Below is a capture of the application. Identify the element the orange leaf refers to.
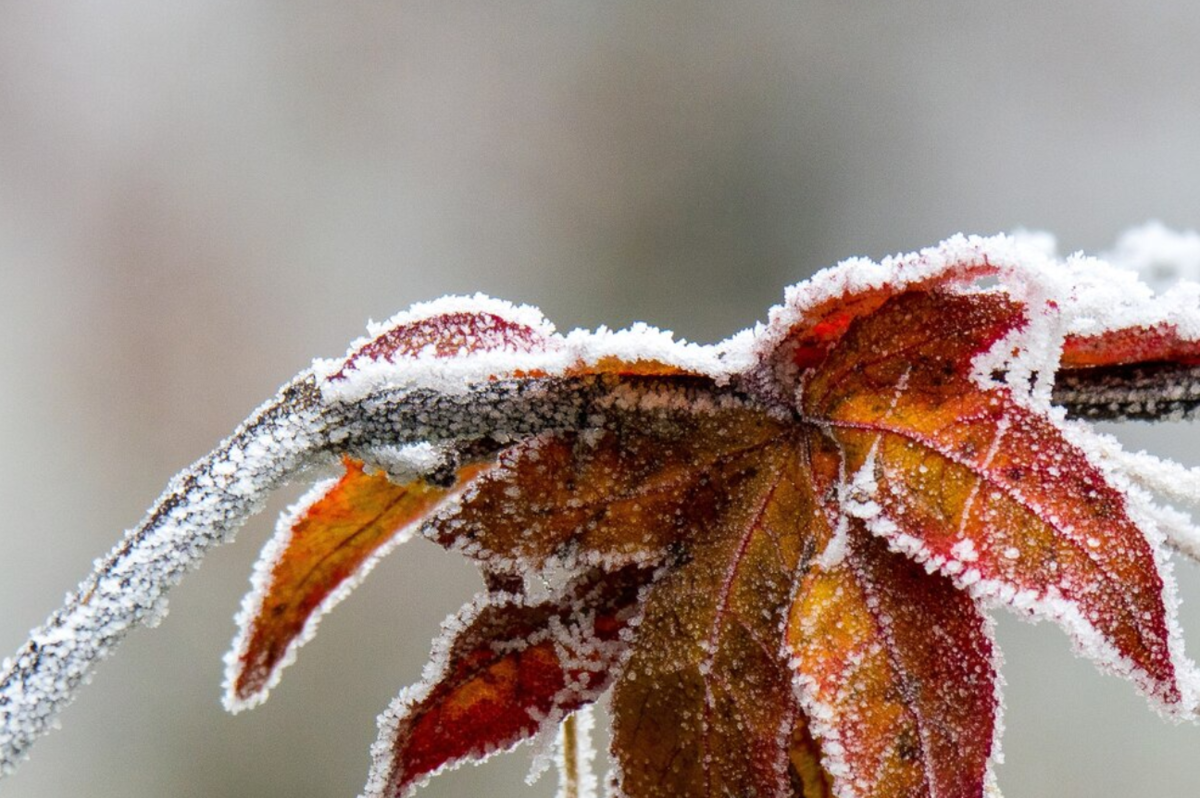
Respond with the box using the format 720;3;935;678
565;355;703;377
227;457;488;708
787;521;998;798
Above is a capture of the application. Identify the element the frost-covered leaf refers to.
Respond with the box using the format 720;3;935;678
1062;323;1200;369
804;290;1186;707
7;232;1200;798
787;522;998;798
330;295;558;379
609;442;812;798
226;456;491;709
425;388;785;574
369;566;651;798
1055;323;1200;421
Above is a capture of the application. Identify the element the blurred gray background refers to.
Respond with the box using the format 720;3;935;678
3;2;1200;797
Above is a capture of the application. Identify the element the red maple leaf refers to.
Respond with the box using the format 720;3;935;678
5;236;1200;798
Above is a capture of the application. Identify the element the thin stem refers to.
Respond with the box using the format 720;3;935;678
560;713;579;798
1053;362;1200;421
0;374;329;774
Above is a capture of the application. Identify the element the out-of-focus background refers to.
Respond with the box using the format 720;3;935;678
3;3;1200;797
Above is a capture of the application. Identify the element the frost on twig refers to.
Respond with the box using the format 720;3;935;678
1054;361;1200;421
0;370;599;775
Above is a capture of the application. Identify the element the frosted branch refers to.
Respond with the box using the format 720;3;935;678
0;374;601;775
1053;363;1200;421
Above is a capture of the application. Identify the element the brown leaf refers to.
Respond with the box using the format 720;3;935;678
609;441;813;798
427;392;786;573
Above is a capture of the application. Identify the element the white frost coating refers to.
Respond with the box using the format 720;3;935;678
984;611;1007;772
593;377;757;417
1082;430;1200;560
964;240;1071;413
364;294;559;345
1092;434;1200;511
829;446;880;568
833;370;912;566
563;323;728;380
317;295;735;405
551;707;598;798
361;442;450;483
525;722;559;786
1137;500;1200;565
788;668;855;798
1067;255;1200;342
983;769;1005;798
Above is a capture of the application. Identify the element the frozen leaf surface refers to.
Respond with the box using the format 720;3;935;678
609;441;810;797
6;232;1200;798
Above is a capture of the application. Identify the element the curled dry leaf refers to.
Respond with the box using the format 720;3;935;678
5;233;1200;798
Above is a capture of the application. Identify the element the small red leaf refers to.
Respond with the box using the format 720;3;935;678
1062;322;1200;368
330;299;554;380
760;253;999;377
372;566;651;798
